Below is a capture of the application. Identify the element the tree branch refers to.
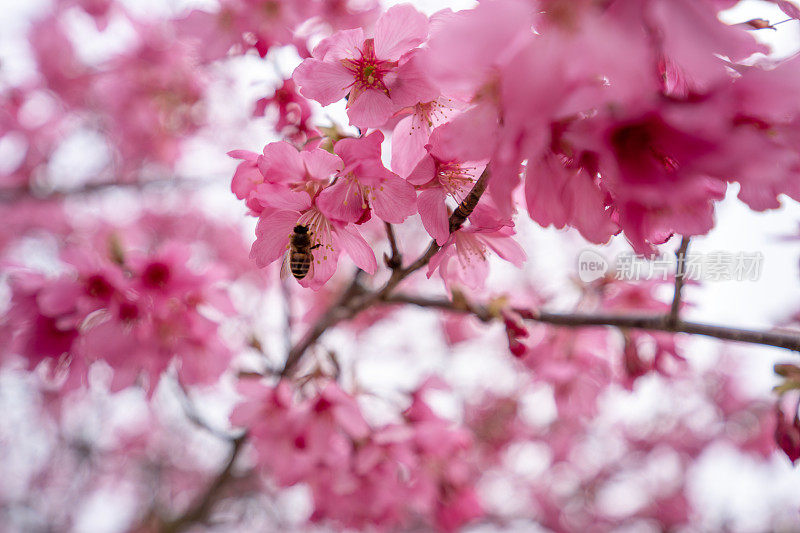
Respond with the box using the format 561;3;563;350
158;433;247;533
383;222;402;270
383;294;800;353
281;271;366;375
0;176;216;202
668;236;691;327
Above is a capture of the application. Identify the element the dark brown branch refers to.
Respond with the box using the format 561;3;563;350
383;294;800;353
449;168;490;233
668;236;691;327
280;170;493;376
281;271;366;375
383;222;402;270
158;434;247;533
0;176;215;202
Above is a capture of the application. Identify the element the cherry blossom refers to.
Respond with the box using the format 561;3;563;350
249;190;377;289
407;128;487;245
317;131;417;224
427;204;526;290
5;0;800;531
293;4;432;128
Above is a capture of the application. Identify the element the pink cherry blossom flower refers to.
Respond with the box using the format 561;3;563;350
427;204;526;290
524;152;618;244
249;190;376;289
253;78;318;144
256;141;343;198
423;0;533;99
317;131;417;224
407;128;487;245
643;0;767;90
2;272;81;380
230;143;343;215
520;328;613;420
293;4;431;128
76;245;233;395
391;96;464;178
596;109;727;253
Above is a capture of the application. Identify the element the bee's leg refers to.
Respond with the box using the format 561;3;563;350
310;244;322;250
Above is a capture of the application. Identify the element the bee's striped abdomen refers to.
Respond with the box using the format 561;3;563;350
289;251;312;279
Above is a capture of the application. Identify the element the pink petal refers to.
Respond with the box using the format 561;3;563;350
300;148;343;180
570;172;618;244
347;89;395;128
370;174;417;223
374;4;429;61
37;278;81;316
250;210;300;268
524;155;572;229
651;0;767;89
293;58;352;106
406;152;436;186
314;28;365;61
433;103;498;162
317;177;368;223
392;115;430;178
427;239;454;279
482;232;526;267
452;239;490;290
417;188;450;245
303;250;338;291
333;224;377;274
258;141;306;182
231;159;262;200
387;51;440;108
252;183;312;211
335;130;384;166
227;149;258;161
777;0;800;19
425;0;534;95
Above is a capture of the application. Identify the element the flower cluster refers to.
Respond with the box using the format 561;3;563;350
1;218;239;396
277;0;800;261
231;379;483;531
4;0;800;531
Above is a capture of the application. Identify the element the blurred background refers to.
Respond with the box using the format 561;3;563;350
2;0;800;531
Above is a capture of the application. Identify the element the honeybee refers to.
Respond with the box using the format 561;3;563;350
282;224;320;280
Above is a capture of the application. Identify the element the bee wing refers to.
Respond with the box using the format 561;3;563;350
279;251;291;281
306;255;315;281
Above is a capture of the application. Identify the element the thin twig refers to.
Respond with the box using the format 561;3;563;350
158;434;247;533
383;294;800;353
0;176;216;202
281;270;366;375
383;222;402;270
668;236;691;327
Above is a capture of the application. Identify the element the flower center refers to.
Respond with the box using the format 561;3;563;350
341;39;396;99
455;233;487;265
437;161;475;198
